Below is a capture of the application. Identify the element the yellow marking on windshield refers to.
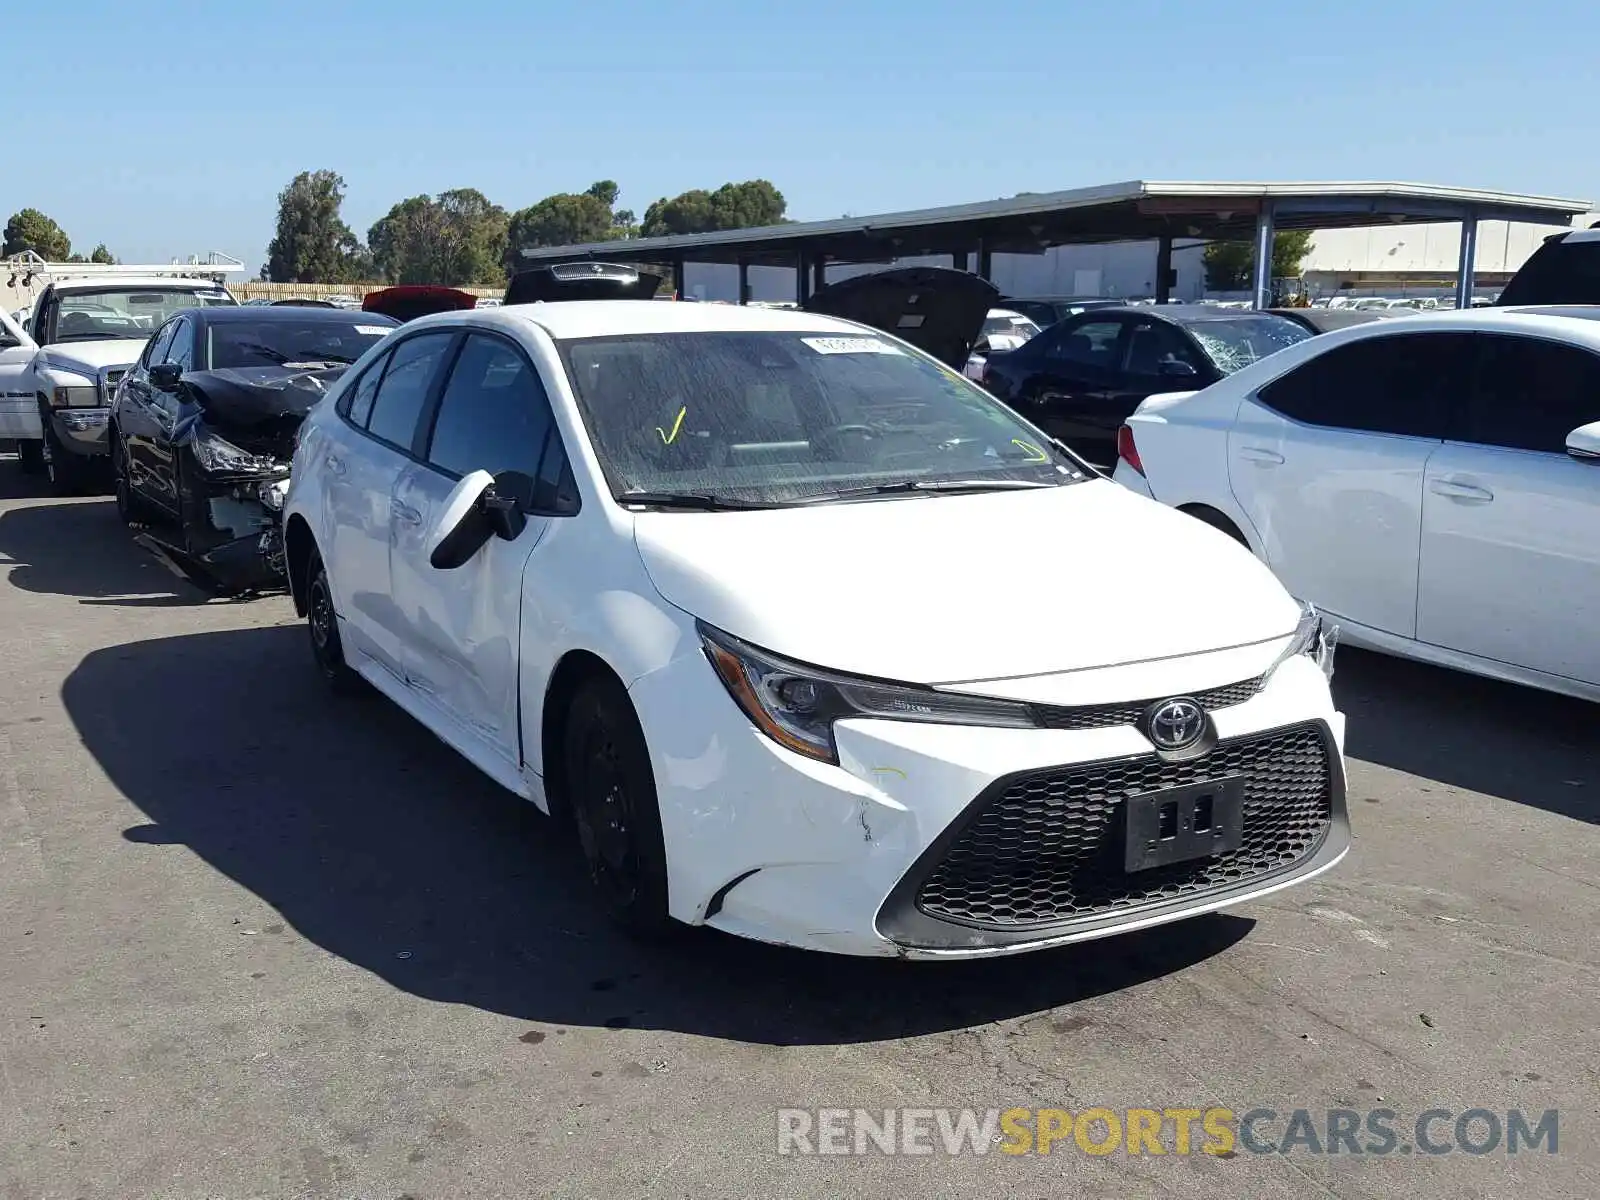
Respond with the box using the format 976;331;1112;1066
870;766;907;780
657;406;687;445
1012;438;1048;462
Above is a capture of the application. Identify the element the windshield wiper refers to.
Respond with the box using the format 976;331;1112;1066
618;490;781;511
794;478;1059;504
231;343;354;366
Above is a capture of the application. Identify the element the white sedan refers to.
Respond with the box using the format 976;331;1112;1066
1114;307;1600;703
282;299;1345;957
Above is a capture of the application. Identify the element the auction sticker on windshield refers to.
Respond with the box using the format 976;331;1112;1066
355;325;393;336
801;336;904;355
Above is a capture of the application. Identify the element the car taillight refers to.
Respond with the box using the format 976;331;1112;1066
1116;424;1144;475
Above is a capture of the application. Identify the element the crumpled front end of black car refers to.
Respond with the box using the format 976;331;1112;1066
141;366;342;596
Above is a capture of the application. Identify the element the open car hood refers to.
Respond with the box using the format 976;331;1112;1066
802;266;1001;369
503;263;663;305
361;286;479;323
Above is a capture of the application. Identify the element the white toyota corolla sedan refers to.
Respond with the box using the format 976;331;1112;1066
282;296;1346;958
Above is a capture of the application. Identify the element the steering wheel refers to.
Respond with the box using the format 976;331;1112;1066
810;423;878;460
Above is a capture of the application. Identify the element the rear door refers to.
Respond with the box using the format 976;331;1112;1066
1417;332;1600;684
388;331;567;764
1228;331;1469;636
324;330;458;679
1011;316;1129;462
0;308;38;440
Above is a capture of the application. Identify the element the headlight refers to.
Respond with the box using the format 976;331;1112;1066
257;476;290;510
1267;601;1339;685
50;384;99;408
189;427;285;477
699;622;1038;764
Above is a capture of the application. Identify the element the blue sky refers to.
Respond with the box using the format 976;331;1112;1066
7;0;1594;266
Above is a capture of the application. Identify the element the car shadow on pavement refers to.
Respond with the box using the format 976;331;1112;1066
63;623;1254;1044
1335;646;1596;824
0;483;211;605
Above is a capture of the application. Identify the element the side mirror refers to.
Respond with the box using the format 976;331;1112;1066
1566;420;1600;462
426;469;538;570
149;362;183;391
1158;359;1199;379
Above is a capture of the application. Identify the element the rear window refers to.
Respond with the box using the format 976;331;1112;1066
1497;235;1600;306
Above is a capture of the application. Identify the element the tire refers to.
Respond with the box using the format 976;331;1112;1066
15;438;45;475
43;421;86;496
111;435;152;525
305;549;363;694
563;676;672;938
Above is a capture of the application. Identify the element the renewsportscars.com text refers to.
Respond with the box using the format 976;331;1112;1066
776;1107;1559;1157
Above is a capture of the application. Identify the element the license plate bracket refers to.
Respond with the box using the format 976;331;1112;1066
1124;776;1246;872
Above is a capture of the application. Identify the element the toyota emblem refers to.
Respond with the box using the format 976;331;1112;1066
1145;697;1206;750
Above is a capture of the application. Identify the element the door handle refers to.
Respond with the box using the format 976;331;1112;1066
324;454;346;476
1429;478;1493;502
1238;446;1285;465
390;500;423;527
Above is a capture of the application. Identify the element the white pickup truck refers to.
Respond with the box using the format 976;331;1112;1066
0;259;238;491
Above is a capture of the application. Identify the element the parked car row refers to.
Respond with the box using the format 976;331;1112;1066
15;238;1589;963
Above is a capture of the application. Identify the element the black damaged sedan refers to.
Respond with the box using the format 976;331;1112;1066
108;305;398;595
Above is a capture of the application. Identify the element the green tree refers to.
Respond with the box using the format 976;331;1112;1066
370;190;508;285
89;243;115;264
504;187;616;271
265;170;366;283
1202;230;1314;292
640;180;787;237
3;208;72;260
585;180;620;209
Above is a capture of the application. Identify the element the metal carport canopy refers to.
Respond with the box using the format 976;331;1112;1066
518;180;1593;268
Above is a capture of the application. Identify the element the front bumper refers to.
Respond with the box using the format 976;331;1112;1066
629;648;1347;959
49;407;110;457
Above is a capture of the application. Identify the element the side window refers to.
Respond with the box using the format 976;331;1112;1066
1123;320;1204;376
339;352;389;428
424;333;556;480
143;321;178;369
1256;333;1468;438
166;319;195;370
1462;334;1600;453
365;332;455;452
1044;319;1124;370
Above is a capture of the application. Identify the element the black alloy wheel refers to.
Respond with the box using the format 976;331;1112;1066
564;677;671;937
305;550;362;694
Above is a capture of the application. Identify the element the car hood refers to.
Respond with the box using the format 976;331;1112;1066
178;365;349;427
802;266;1000;370
361;286;479;323
39;340;148;375
632;480;1301;686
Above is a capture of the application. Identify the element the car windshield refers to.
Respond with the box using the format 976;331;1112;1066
557;330;1089;506
1183;314;1312;374
206;317;395;369
55;287;234;341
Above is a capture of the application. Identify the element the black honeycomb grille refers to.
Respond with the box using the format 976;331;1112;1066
1033;675;1264;732
915;723;1332;928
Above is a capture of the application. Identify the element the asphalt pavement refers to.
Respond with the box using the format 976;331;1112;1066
0;464;1595;1199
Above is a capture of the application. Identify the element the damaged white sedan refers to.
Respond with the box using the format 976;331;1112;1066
283;288;1348;958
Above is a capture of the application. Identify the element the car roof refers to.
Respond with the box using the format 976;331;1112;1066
1076;304;1299;326
194;305;399;326
53;277;227;293
419;299;874;341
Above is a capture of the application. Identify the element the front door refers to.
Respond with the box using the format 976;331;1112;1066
388;331;563;766
1417;332;1600;685
1228;331;1469;638
122;319;185;515
0;308;38;440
